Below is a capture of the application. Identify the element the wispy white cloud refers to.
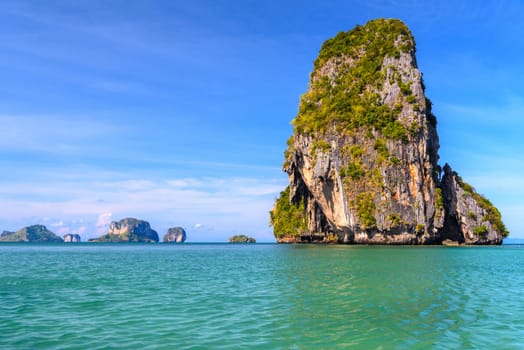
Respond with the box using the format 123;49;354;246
96;212;113;227
85;78;154;95
439;97;524;125
0;168;286;241
167;179;203;189
0;114;121;154
0;0;257;73
436;96;524;176
110;180;156;192
465;174;524;192
0;2;159;53
365;0;524;32
50;220;64;227
95;212;113;235
165;177;285;197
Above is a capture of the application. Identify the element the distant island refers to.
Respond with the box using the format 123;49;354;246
63;234;81;243
163;227;187;243
1;218;190;243
0;225;63;242
88;218;189;243
270;18;508;245
228;235;256;243
88;218;160;243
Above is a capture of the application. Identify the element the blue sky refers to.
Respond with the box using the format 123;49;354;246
1;0;523;242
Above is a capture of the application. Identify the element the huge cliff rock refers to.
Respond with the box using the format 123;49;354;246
0;225;63;242
90;218;159;243
270;19;508;245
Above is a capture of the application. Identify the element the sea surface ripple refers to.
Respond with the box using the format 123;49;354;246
1;244;524;349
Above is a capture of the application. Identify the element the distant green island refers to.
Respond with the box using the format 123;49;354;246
1;219;260;244
0;225;63;242
1;218;189;243
88;218;160;243
228;235;256;243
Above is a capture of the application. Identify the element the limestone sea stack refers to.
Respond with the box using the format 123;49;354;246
63;234;81;242
270;18;508;245
89;218;159;242
163;227;187;243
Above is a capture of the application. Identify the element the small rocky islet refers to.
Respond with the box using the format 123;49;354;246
228;235;256;243
163;227;187;243
270;18;508;245
63;234;81;243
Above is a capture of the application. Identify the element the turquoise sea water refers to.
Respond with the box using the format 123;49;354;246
1;244;524;349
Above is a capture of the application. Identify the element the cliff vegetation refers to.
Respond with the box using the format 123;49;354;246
89;218;159;243
0;225;63;242
271;18;507;245
228;235;256;243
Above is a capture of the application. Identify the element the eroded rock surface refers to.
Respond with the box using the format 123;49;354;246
163;227;187;243
270;19;507;245
90;218;159;243
63;234;81;243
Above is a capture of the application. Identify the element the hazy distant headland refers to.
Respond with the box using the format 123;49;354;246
1;225;64;243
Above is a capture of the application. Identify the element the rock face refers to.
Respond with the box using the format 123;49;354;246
90;218;159;242
0;225;63;242
270;19;508;245
163;227;186;243
63;234;81;243
440;164;505;245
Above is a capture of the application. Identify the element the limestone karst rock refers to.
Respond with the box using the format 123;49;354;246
163;227;187;243
270;18;508;245
439;164;505;245
63;234;81;243
89;218;159;243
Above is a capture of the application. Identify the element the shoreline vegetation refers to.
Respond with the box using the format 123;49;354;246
228;235;256;243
